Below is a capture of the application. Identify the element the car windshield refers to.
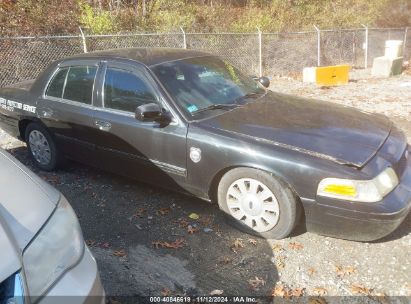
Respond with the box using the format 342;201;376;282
152;56;266;116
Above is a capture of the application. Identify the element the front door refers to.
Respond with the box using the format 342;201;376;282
92;61;188;189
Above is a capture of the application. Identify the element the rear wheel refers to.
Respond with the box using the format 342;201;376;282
217;167;299;239
25;123;63;171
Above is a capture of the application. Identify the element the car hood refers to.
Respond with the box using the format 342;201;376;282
0;149;59;282
199;91;391;167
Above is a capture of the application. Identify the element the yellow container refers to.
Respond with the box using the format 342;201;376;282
315;65;350;86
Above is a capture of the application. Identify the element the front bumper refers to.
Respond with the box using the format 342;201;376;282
38;246;105;304
304;149;411;242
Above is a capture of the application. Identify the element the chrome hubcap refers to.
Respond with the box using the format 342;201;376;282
226;178;280;232
29;130;51;165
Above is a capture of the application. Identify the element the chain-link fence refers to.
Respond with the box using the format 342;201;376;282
186;33;260;75
0;36;83;87
1;27;410;87
262;31;318;76
86;33;184;52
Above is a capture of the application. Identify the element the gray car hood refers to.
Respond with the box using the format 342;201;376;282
0;149;60;282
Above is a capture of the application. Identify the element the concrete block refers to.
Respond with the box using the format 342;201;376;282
303;67;317;83
303;65;350;86
385;40;403;58
372;56;403;77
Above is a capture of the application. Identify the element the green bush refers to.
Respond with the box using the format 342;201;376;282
79;2;116;34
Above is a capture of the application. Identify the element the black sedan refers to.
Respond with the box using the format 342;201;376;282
0;48;410;241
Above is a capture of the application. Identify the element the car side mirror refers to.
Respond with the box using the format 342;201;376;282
135;103;171;124
258;76;270;88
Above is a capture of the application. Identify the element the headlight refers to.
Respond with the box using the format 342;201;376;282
23;196;84;297
317;167;399;203
1;272;25;304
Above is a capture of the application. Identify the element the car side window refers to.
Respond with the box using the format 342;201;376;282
46;68;68;98
63;66;97;105
104;67;158;113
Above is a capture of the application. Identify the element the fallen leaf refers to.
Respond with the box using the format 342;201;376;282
152;240;163;249
113;249;126;257
231;238;245;251
173;218;190;228
85;239;96;247
248;238;258;246
276;260;285;269
272;244;284;253
288;242;304;250
275;256;286;269
157;208;171;216
312;287;327;296
46;175;60;183
271;284;291;298
291;287;305;297
100;242;111;249
152;239;186;249
189;213;200;220
133;208;147;218
307;267;317;275
198;215;213;226
164;239;185;249
372;292;389;304
351;284;372;295
161;288;172;296
210;289;224;295
308;297;327;304
187;225;198;234
335;265;357;277
248;277;266;290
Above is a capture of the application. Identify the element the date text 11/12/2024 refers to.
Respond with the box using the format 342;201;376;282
149;296;258;303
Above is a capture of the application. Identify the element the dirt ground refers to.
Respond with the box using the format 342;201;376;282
1;71;410;303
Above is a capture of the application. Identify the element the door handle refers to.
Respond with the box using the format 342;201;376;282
95;120;112;131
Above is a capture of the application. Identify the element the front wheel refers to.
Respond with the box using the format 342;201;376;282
217;167;299;239
25;122;63;171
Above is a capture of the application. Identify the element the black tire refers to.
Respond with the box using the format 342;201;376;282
24;122;64;171
217;167;299;239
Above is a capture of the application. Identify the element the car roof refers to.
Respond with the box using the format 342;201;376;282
63;47;212;67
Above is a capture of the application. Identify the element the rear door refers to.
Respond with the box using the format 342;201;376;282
91;61;188;187
37;60;100;164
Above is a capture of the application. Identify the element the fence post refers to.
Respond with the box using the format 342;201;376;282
362;24;368;68
314;25;321;66
257;27;263;77
79;27;88;53
180;27;187;49
403;27;408;57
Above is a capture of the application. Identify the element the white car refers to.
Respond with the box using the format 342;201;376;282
0;148;105;304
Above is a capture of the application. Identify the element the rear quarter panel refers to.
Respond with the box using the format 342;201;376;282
0;86;38;138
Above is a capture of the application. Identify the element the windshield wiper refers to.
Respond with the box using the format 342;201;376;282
192;103;239;115
234;91;265;104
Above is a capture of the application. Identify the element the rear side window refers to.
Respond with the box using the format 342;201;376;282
63;66;97;104
104;68;157;112
46;68;68;98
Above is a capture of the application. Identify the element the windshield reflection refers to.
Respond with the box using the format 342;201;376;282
152;56;266;115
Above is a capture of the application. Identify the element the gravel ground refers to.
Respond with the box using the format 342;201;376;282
1;72;410;303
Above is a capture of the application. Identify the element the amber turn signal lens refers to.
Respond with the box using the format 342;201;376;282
323;184;357;197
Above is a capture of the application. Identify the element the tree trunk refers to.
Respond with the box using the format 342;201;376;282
142;0;146;17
